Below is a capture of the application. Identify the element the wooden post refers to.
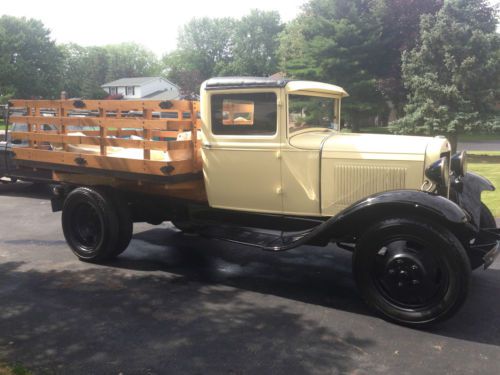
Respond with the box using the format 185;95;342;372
99;107;107;156
26;105;34;148
143;107;152;160
189;101;198;170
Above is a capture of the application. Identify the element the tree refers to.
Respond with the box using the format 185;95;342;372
390;0;500;152
104;42;161;82
59;43;161;99
59;44;109;99
0;15;62;100
279;0;386;131
162;17;234;93
220;10;283;76
371;0;444;118
162;11;283;93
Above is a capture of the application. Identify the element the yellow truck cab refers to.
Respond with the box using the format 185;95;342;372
1;76;499;327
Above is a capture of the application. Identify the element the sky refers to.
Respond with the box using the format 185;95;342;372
1;0;498;57
0;0;307;57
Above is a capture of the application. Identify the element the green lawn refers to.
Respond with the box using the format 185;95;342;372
359;127;500;143
469;159;500;218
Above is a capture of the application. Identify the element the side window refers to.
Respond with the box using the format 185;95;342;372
211;92;277;135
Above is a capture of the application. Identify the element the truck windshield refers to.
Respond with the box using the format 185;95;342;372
288;94;338;134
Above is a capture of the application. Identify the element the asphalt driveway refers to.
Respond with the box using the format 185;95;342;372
0;183;499;374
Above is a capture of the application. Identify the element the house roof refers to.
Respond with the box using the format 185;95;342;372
142;89;179;100
101;77;179;88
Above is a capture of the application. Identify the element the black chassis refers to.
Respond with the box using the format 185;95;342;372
51;172;499;269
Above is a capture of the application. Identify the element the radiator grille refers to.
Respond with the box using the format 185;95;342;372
332;164;407;205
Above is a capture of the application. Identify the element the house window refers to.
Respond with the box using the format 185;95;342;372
109;87;117;95
211;92;277;136
126;86;135;96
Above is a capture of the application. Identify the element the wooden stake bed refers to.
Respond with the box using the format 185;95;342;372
7;99;206;201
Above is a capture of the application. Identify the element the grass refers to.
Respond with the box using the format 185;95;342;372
468;150;500;156
469;150;500;218
359;127;500;143
0;363;32;375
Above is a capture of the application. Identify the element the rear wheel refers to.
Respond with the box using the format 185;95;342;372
353;218;470;327
62;187;121;261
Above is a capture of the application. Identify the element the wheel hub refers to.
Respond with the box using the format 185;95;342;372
385;254;426;290
374;241;445;308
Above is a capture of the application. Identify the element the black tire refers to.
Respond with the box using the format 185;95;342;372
353;217;470;327
109;194;133;257
62;187;120;261
470;202;498;270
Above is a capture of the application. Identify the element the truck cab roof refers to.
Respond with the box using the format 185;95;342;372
204;76;348;97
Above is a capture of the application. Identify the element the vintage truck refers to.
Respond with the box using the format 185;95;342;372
1;77;499;327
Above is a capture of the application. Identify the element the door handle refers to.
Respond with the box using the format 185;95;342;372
202;143;212;149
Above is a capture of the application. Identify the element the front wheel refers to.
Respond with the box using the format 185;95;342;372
353;218;470;327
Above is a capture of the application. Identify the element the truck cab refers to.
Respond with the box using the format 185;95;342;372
201;77;450;216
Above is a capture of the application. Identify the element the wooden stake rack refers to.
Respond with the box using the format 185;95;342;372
7;99;203;183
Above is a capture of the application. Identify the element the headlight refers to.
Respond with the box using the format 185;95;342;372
425;156;450;187
451;151;467;177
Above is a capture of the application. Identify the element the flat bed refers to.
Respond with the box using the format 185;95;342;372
3;99;207;201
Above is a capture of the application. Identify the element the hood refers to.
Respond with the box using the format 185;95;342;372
289;131;450;163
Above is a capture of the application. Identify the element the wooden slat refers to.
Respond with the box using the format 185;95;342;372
10;99;195;112
11;132;193;151
9;116;192;130
13;148;194;176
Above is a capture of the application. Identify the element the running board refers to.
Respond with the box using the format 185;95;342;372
197;224;314;251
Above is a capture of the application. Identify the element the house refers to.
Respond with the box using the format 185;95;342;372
101;77;180;100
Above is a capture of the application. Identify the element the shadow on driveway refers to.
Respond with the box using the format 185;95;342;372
0;257;375;374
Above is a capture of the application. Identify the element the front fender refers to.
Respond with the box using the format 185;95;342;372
452;172;495;228
263;190;473;251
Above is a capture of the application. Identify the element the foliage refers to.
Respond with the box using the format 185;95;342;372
279;0;386;130
163;11;283;93
104;42;161;82
162;17;234;93
59;42;161;99
59;44;108;99
371;0;444;113
0;15;63;99
219;10;283;76
390;0;500;151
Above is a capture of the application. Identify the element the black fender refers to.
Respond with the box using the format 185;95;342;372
451;172;495;228
263;190;474;251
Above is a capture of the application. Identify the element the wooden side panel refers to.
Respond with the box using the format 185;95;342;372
8;99;202;180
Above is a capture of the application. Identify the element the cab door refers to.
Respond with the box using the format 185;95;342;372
201;90;283;214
